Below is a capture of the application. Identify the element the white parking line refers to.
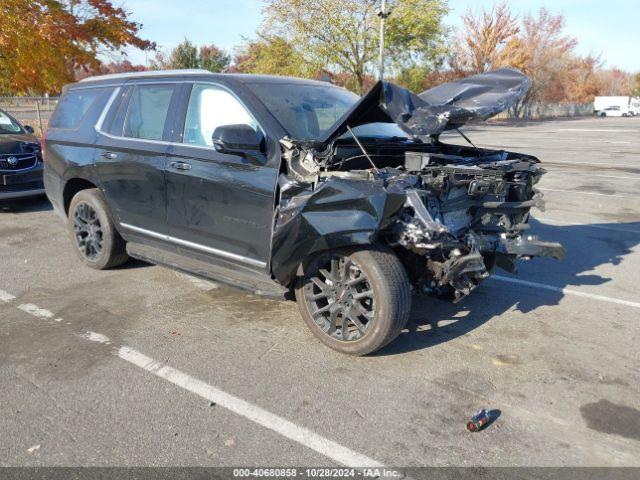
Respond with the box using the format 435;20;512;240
3;289;384;468
544;161;640;168
0;289;16;303
118;346;384;468
80;331;111;344
546;172;639;180
492;276;640;309
538;187;638;199
17;303;55;319
552;128;637;133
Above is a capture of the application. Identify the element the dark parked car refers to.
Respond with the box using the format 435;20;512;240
44;68;564;355
0;109;44;201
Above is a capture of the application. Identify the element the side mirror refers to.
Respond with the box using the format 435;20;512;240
24;125;35;134
212;124;262;155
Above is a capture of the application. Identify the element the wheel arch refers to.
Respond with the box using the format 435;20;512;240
62;177;99;215
270;176;407;287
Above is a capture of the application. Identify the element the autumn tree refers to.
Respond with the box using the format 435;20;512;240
501;8;577;107
260;0;448;93
0;0;154;94
595;69;635;96
75;59;147;81
563;55;603;104
451;2;519;75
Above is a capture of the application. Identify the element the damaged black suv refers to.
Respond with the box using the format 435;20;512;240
44;68;564;355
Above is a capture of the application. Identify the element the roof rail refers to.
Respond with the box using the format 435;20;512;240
79;69;211;83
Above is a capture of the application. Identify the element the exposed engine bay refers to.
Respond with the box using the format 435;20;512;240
270;68;565;301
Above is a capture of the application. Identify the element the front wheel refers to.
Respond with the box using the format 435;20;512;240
295;247;411;356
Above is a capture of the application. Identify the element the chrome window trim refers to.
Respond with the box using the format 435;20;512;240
120;223;267;269
93;80;268;152
94;87;121;133
94;85;173;146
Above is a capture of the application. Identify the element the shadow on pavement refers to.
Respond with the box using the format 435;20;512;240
378;218;640;355
0;195;52;213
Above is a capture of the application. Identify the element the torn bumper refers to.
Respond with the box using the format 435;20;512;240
498;236;565;261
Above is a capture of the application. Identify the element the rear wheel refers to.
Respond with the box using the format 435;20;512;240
68;188;128;269
295;246;411;356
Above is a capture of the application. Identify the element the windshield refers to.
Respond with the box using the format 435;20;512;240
0;111;24;134
340;122;411;140
247;81;360;140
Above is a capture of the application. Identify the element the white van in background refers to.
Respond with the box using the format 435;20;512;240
594;96;639;116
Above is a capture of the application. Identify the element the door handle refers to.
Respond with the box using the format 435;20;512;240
101;152;117;160
170;161;192;171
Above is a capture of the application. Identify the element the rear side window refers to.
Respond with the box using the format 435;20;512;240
49;88;108;129
123;85;175;141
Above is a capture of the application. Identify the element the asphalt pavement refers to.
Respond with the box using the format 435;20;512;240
1;116;639;468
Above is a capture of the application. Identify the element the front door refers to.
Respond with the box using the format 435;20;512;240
165;83;277;271
95;84;178;235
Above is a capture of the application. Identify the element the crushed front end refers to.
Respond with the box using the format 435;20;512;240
382;152;564;301
270;69;564;300
273;140;565;302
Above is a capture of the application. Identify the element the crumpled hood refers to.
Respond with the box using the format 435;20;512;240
316;68;530;144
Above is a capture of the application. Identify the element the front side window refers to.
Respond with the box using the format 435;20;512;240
123;85;175;141
183;84;258;147
0;111;24;134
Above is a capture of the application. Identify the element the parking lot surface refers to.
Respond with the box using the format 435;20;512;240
1;116;639;467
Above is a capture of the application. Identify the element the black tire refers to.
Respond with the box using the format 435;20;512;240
295;246;411;356
68;188;128;269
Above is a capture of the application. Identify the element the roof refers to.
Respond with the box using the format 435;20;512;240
77;69;334;88
78;69;210;83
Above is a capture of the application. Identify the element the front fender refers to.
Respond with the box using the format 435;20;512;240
270;176;406;285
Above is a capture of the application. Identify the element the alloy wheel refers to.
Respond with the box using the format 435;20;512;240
73;202;104;261
304;254;376;342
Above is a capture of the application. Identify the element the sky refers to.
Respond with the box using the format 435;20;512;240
118;0;640;72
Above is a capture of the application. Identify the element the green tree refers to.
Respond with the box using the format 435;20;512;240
633;73;640;97
170;39;200;69
385;0;449;73
150;40;230;72
200;45;230;72
261;0;448;93
231;36;310;77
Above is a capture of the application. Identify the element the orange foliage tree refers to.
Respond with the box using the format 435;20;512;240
0;0;154;95
450;2;519;75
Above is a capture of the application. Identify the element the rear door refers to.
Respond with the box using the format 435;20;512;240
164;82;277;271
95;83;179;235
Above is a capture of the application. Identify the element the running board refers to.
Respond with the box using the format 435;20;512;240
126;242;290;300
